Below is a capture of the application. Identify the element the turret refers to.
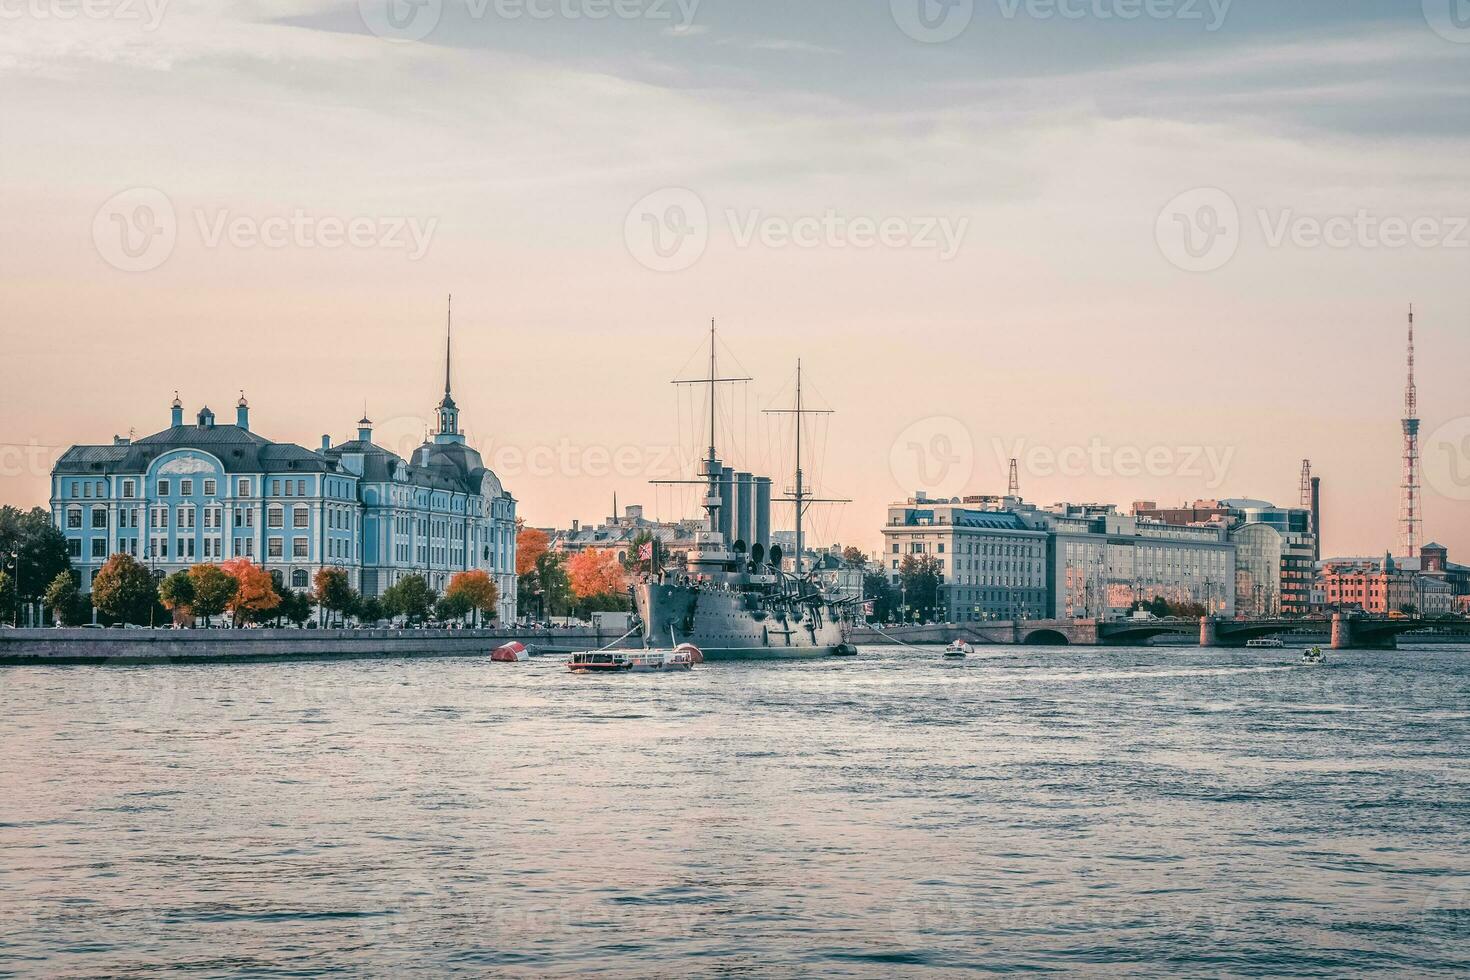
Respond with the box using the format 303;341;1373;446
197;406;215;429
236;392;250;430
170;392;183;427
358;414;373;443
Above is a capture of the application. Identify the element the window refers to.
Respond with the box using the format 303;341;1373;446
69;484;78;499
293;538;308;559
268;538;283;559
293;506;309;528
68;539;81;558
91;539;107;558
291;569;309;589
84;483;92;498
203;479;216;496
297;480;306;496
67;509;82;529
180;479;193;496
122;480;135;499
91;508;108;529
268;507;284;529
239;478;252;496
157;479;170;496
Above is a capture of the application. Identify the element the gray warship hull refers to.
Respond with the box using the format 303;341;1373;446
634;580;849;660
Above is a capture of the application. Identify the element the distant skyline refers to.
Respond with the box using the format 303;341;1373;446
2;0;1467;557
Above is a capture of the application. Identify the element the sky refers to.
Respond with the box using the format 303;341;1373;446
1;0;1467;558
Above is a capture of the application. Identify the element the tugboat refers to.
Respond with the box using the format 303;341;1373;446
632;324;858;661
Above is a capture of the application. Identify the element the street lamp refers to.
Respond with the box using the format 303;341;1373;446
7;550;18;628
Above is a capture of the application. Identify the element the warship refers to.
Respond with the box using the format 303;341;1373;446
631;324;859;660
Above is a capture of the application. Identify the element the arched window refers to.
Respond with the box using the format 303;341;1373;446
291;569;308;589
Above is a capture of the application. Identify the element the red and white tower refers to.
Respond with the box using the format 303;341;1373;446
1399;305;1422;557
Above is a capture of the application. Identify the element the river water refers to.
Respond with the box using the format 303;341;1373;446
2;644;1468;977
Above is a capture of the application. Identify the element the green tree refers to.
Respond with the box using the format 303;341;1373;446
280;589;313;626
91;554;158;625
842;546;867;566
188;564;236;626
158;570;196;625
0;505;71;610
435;592;471;623
0;569;12;625
897;554;942;623
383;574;435;625
862;571;897;623
43;571;89;626
356;595;384;625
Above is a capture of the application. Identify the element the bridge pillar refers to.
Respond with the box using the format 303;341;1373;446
1200;617;1218;647
1331;613;1351;650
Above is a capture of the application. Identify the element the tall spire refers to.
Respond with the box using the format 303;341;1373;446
1400;304;1422;557
433;293;463;443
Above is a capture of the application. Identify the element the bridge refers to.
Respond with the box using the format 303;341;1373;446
853;614;1470;650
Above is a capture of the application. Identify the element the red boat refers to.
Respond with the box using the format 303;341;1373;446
491;641;530;663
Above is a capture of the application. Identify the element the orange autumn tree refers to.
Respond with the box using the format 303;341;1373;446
445;570;499;627
565;548;628;614
516;526;549;577
221;557;280;626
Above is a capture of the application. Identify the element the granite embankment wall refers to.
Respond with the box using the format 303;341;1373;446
0;628;638;665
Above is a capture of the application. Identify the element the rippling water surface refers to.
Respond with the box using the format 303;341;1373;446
3;644;1469;977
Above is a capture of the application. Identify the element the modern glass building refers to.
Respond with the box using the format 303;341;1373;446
50;338;518;622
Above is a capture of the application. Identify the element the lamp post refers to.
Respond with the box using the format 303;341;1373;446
7;550;19;628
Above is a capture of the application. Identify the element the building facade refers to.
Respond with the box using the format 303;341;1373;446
1035;503;1236;620
882;496;1049;622
1317;554;1454;617
882;494;1237;623
50;340;518;622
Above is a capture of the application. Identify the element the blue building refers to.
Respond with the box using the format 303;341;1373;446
50;333;518;622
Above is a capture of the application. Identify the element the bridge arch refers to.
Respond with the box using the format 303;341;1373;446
1023;629;1070;646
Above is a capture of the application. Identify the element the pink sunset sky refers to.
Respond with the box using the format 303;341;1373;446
1;1;1466;557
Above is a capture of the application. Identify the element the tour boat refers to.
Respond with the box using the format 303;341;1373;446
568;646;700;674
1301;647;1325;665
1246;637;1285;649
491;641;530;663
945;640;974;658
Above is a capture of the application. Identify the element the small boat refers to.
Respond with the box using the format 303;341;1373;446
1301;647;1325;665
568;646;699;674
945;640;974;658
1246;637;1285;649
491;641;530;663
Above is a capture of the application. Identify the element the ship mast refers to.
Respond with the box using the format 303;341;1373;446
766;360;848;578
657;321;751;562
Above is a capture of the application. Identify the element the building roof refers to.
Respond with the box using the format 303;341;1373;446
55;423;343;476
